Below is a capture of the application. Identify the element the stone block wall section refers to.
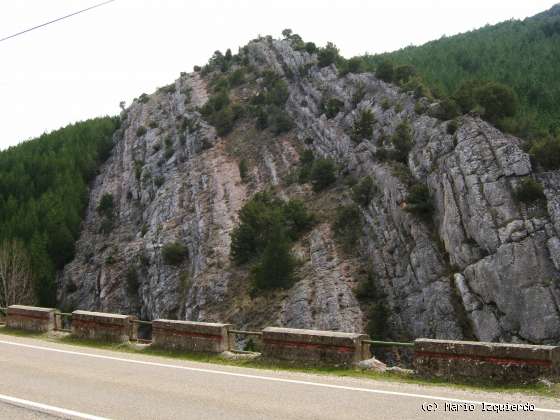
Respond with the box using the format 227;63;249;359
152;320;232;353
71;310;133;343
414;339;560;383
4;305;560;383
6;305;57;332
262;327;370;366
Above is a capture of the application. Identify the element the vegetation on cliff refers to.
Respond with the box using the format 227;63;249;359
360;5;560;138
0;117;119;305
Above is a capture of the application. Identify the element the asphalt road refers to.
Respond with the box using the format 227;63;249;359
0;332;558;419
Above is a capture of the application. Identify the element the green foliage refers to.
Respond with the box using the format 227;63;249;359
281;28;293;39
380;98;391;111
355;270;379;301
281;200;315;240
200;87;242;137
376;59;395;82
201;91;230;115
230;191;313;265
351;83;366;107
134;160;144;181
355;268;391;339
244;338;258;352
414;101;426;115
228;68;245;86
365;7;560;136
394;64;416;84
206;49;235;73
447;119;459;135
214;107;236;136
265;77;290;106
434;98;461;121
305;42;317;54
162;242;188;266
0;117;118;304
239;159;249;182
339;57;366;76
402;77;432;99
453;80;483;112
352;176;377;206
390;121;413;163
269;108;293;134
475;82;518;124
310;158;337;192
251;226;297;291
317;42;340;68
97;193;114;219
322;97;344;119
452;80;518;124
136;126;147;137
405;183;434;222
351;108;376;142
250;73;292;135
346;57;365;74
332;204;362;252
367;302;389;340
513;178;546;204
297;150;314;183
529;135;560;170
154;176;165;188
126;266;139;295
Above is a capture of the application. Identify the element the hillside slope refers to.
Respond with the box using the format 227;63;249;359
60;37;560;344
364;4;560;135
0;117;118;305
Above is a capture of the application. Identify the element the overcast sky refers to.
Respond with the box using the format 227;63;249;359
0;0;557;149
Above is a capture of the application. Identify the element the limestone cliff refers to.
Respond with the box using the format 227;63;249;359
59;37;560;344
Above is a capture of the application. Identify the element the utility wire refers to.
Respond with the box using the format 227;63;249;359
0;0;117;43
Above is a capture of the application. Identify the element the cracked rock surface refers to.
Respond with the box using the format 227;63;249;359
60;39;560;343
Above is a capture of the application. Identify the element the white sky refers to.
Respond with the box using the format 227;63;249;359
0;0;557;149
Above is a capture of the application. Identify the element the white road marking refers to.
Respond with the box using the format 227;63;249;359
0;339;559;415
0;393;109;420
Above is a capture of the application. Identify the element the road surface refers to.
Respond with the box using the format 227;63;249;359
0;331;558;419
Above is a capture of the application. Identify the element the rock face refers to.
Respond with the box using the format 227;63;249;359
60;38;560;344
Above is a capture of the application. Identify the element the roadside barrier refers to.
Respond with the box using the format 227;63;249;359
130;319;153;344
152;320;232;353
414;339;560;383
5;305;57;332
71;310;133;343
228;329;263;352
54;312;72;333
4;304;559;382
261;327;370;366
0;307;6;325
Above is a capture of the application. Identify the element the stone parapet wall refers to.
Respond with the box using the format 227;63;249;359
71;310;132;343
414;339;560;383
6;305;56;332
262;327;369;366
152;320;231;353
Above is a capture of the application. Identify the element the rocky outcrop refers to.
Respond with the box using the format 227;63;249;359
59;70;364;333
60;38;560;344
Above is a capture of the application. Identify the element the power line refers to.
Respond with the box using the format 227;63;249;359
0;0;117;43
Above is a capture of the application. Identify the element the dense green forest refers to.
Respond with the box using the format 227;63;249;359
0;117;119;305
361;4;560;137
